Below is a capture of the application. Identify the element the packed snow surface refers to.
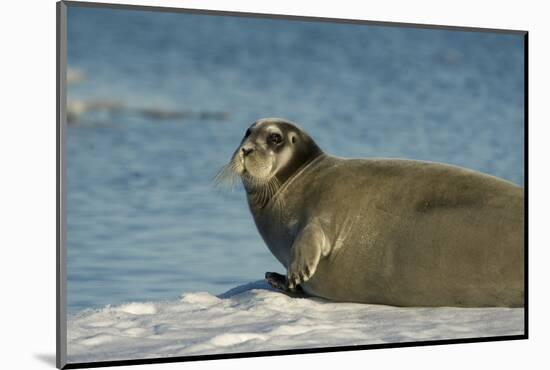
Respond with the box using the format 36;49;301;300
67;281;524;363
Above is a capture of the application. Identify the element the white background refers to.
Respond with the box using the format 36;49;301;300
1;0;547;369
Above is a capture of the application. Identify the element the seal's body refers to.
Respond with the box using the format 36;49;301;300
223;118;524;307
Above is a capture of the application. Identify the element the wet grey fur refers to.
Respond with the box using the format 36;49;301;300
230;118;524;307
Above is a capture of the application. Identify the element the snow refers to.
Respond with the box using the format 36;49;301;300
67;280;524;364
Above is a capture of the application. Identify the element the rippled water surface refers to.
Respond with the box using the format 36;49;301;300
66;6;524;312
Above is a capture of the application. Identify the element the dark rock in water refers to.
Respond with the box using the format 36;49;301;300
139;108;229;121
139;108;192;120
198;111;230;120
139;108;229;120
66;99;230;124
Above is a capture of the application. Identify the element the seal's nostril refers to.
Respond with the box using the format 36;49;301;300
242;147;254;157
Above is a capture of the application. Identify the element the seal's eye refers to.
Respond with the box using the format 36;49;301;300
267;133;283;145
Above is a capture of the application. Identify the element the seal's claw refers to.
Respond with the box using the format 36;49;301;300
288;257;314;291
288;272;303;292
265;271;306;296
265;271;288;291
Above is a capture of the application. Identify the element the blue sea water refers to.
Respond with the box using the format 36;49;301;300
66;6;525;313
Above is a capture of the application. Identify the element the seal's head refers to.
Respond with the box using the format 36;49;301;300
221;118;322;207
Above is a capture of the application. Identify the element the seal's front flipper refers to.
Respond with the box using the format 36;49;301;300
287;221;330;291
265;271;306;297
265;271;288;291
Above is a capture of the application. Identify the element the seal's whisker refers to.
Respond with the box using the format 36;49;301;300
213;161;239;191
252;175;282;211
244;171;280;209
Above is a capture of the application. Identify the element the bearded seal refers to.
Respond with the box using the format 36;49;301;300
220;118;524;307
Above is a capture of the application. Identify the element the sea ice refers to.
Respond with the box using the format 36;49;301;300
67;280;524;363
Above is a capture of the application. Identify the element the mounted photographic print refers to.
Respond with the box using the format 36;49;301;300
57;1;527;368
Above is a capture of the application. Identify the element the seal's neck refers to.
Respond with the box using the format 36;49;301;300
275;147;323;187
244;177;281;210
245;151;325;210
